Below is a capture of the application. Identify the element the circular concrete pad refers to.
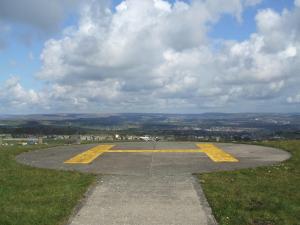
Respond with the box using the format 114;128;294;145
16;142;290;176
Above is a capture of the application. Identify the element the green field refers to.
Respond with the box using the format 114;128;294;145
198;140;300;225
0;145;95;225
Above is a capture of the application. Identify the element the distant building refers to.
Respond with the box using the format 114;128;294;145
69;135;81;144
105;136;114;141
79;135;114;142
0;134;12;139
115;134;122;140
27;140;34;145
76;135;81;144
38;137;43;144
165;135;175;141
127;135;139;141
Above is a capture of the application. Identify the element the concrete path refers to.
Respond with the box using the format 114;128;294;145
68;175;217;225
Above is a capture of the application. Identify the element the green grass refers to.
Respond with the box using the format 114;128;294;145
198;140;300;225
0;145;95;225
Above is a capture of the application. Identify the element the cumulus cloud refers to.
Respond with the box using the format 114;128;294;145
36;0;252;111
0;77;41;113
0;0;80;32
287;93;300;103
214;4;300;102
1;0;300;113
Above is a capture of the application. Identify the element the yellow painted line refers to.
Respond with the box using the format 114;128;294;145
64;145;114;164
64;143;238;164
197;143;238;162
108;149;203;153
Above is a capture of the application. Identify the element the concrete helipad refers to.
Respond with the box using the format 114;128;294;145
16;142;290;225
17;142;290;176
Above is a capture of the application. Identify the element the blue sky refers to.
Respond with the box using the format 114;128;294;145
211;0;295;40
0;0;299;114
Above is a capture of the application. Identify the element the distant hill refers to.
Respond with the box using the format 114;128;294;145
0;113;299;138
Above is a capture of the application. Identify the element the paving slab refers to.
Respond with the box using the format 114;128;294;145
67;175;217;225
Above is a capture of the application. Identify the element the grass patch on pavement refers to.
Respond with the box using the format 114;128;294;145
198;140;300;225
0;145;96;225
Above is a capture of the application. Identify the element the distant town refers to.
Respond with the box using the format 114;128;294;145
0;113;299;146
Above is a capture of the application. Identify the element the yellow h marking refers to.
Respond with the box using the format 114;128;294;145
197;143;238;162
64;143;238;164
108;149;203;153
64;145;114;164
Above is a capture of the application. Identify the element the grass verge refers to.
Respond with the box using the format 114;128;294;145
0;145;96;225
198;140;300;225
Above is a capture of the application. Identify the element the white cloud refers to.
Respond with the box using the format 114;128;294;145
0;0;80;32
0;77;41;112
244;0;262;6
2;0;300;113
287;93;300;103
36;0;300;112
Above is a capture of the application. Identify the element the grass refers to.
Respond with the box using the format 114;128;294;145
0;145;96;225
198;140;300;225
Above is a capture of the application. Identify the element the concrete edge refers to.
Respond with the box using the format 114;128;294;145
192;175;218;225
64;175;101;225
230;143;292;161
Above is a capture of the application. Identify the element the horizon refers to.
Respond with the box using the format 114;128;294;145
1;111;300;117
1;0;300;114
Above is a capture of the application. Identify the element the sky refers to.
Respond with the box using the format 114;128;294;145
0;0;300;114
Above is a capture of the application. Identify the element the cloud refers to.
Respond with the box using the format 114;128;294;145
0;22;11;50
287;93;300;103
1;0;300;113
0;77;41;113
244;0;262;6
0;0;80;32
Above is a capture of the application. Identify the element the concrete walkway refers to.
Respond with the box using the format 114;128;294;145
68;175;217;225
